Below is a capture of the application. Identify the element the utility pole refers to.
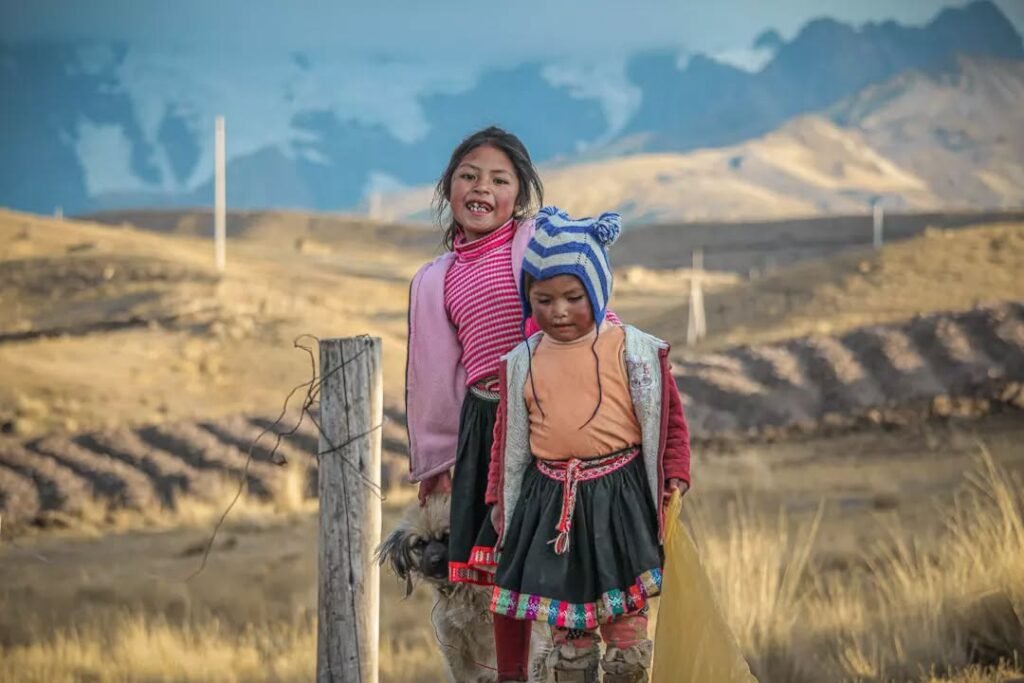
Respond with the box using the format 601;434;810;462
687;248;707;346
872;199;884;250
214;115;227;273
368;191;382;221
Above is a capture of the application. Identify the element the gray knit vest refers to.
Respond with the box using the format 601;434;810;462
498;324;668;546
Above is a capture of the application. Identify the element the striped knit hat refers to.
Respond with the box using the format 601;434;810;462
521;206;622;327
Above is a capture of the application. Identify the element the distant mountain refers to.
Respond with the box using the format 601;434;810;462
0;1;1021;217
830;56;1024;207
621;0;1024;152
383;58;1024;223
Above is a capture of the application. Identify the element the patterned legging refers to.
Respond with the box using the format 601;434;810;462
552;609;649;651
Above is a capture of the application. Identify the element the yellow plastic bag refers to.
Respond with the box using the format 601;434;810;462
652;492;759;683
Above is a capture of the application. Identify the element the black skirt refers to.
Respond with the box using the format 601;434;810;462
490;451;663;630
448;387;500;585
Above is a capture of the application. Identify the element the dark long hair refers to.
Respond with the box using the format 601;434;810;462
433;126;544;251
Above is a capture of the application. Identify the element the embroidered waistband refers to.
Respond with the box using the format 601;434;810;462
535;446;639;554
469;384;500;402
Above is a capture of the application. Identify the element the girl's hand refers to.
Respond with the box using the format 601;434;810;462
664;478;689;500
490;505;500;531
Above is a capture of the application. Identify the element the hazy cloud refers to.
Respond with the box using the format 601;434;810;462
5;0;1015;66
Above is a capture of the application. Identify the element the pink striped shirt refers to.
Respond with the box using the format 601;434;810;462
444;219;525;390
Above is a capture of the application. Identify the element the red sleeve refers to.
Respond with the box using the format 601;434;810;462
417;471;452;506
485;363;510;505
661;358;691;485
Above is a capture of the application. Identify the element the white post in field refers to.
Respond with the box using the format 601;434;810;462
368;191;382;221
872;200;884;250
687;248;707;347
214;115;227;273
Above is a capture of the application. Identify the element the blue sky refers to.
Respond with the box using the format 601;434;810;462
4;0;1023;65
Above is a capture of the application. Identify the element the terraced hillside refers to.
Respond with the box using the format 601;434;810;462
0;410;411;532
676;302;1024;437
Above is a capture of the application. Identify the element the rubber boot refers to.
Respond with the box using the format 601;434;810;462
601;640;653;683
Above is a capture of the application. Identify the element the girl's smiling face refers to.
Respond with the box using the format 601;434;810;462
528;274;595;342
448;144;520;241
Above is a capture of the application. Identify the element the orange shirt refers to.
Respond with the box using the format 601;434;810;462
525;323;642;460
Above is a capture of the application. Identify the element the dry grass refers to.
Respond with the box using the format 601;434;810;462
925;663;1024;682
2;447;1021;682
0;614;444;683
0;616;314;683
681;445;1024;683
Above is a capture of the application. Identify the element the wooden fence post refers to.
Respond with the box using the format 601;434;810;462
317;336;382;683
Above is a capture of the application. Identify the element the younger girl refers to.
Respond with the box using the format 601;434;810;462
405;126;542;682
480;207;691;683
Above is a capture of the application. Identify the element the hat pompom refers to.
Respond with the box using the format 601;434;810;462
535;205;566;232
590;211;621;246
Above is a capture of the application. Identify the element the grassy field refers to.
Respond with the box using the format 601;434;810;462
2;417;1023;682
1;208;1022;681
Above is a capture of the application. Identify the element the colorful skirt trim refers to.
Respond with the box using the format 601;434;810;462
491;569;662;630
448;562;493;585
469;544;497;567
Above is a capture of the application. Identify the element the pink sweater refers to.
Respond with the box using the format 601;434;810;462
444;219;524;390
405;218;537;483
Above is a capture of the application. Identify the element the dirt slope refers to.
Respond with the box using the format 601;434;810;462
0;209;420;437
646;222;1024;350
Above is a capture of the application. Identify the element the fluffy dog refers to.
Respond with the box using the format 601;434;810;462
376;493;552;683
376;493;500;682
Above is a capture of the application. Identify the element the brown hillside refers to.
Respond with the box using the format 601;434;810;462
0;209;422;439
646;222;1024;350
84;208;442;257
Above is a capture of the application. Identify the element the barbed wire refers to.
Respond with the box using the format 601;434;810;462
0;332;390;575
0;513;51;563
186;333;385;581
